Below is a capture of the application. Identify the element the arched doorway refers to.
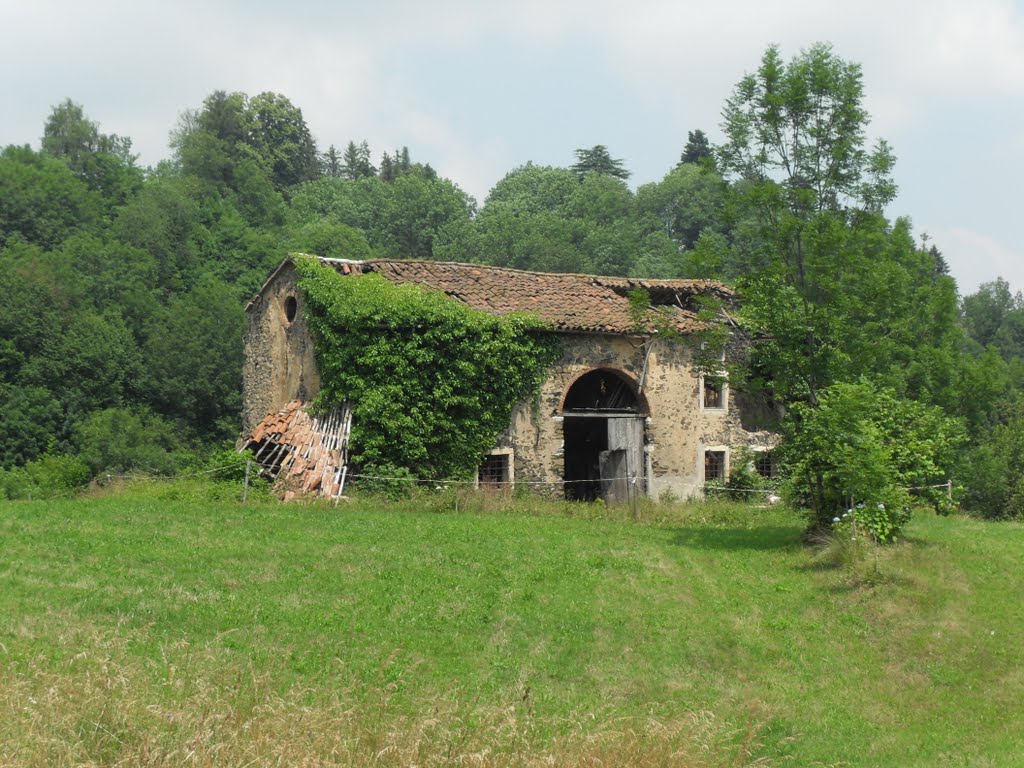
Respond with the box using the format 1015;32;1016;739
561;369;647;503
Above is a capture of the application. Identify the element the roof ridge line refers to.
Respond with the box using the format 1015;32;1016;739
319;256;729;289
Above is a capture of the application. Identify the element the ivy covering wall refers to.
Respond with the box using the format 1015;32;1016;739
294;256;561;480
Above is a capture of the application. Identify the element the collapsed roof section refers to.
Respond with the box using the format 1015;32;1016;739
240;400;351;501
251;256;733;336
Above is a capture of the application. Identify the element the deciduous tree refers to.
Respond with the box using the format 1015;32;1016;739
715;44;969;525
247;91;320;190
718;43;899;406
42;99;142;204
0;146;102;249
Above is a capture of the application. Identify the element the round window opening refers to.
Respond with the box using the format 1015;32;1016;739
284;295;298;323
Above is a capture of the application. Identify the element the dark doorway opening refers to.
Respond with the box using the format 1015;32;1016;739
563;369;639;411
563;417;607;501
562;369;646;503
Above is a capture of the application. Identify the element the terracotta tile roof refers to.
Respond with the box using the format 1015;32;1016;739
242;401;351;501
321;258;732;335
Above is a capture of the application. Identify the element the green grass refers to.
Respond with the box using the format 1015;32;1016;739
1;484;1022;766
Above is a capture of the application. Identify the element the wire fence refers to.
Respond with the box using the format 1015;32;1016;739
343;471;950;492
4;456;954;507
3;462;246;502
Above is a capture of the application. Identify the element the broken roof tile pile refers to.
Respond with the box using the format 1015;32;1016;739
323;258;732;335
240;400;351;501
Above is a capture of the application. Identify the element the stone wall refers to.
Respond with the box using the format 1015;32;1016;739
243;263;775;497
241;262;320;433
501;333;775;499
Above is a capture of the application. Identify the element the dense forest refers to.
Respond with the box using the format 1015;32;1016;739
2;44;1023;523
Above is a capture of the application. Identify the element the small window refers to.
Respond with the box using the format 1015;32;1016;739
754;451;776;479
284;295;298;323
703;377;724;409
479;454;510;489
704;450;726;481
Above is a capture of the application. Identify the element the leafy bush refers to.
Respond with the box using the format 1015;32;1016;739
0;454;91;499
352;462;417;500
204;447;257;483
0;384;62;468
721;447;773;501
73;407;181;476
960;401;1024;518
783;381;964;541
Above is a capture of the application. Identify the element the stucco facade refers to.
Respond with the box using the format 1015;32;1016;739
243;257;775;500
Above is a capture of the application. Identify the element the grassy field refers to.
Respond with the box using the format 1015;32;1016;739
1;484;1022;766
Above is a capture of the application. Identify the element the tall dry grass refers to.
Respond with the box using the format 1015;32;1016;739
1;622;773;768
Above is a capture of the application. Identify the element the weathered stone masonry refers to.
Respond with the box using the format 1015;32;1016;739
243;257;775;500
243;260;320;434
500;333;774;499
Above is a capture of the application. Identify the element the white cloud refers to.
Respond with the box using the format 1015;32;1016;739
929;1;1024;93
466;0;1024;135
938;227;1023;295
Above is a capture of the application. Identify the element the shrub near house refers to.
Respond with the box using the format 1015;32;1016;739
783;381;963;540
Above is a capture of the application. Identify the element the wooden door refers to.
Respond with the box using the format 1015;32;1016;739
601;417;644;504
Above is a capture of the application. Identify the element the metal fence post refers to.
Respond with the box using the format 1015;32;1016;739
242;459;251;504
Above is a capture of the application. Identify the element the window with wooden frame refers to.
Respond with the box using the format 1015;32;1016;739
701;365;730;411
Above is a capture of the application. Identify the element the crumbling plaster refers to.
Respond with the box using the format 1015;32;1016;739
242;261;320;433
500;333;774;499
243;265;774;497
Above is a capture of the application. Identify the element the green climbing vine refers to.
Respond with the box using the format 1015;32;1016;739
293;256;562;480
627;287;733;382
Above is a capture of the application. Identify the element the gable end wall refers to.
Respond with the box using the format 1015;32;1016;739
242;263;320;433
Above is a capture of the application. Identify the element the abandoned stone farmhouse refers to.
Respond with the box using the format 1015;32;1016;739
242;256;775;501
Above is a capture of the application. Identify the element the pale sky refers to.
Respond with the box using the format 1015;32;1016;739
3;0;1023;297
